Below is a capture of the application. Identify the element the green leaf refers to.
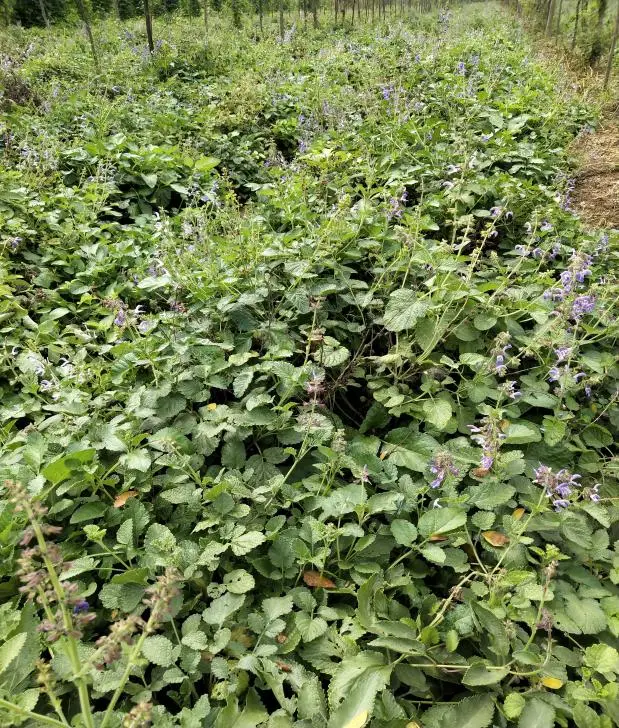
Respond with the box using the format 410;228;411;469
42;449;96;485
422;399;452;430
542;416;566;447
297;675;327;722
503;693;526;720
120;449;151;472
70;501;106;523
462;663;509;685
231;530;266;556
504;422;541;444
472;603;509;657
439;694;495;728
224;569;255;594
518;698;554;728
203;593;245;625
473;313;497;331
421;544;446;563
383;290;429;332
142;635;177;667
390;519;418;546
262;596;294;621
327;667;389;728
141;172;158;188
295;613;328;642
0;633;27;675
418;507;466;537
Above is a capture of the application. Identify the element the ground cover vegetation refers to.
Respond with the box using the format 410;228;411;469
0;3;618;727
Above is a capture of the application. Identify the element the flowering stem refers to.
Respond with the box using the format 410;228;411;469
29;517;95;728
99;617;154;728
0;698;69;728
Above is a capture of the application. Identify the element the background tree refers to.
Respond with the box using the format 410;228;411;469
143;0;154;52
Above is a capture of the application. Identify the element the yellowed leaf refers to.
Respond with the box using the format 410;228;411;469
472;467;491;478
113;490;138;508
206;403;217;411
482;530;510;547
512;507;525;520
406;723;422;728
343;711;369;728
428;534;448;542
541;676;564;689
302;570;336;588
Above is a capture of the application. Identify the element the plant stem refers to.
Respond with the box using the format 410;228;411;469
0;698;68;728
99;620;153;728
30;519;95;728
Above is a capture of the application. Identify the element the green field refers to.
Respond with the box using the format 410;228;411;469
0;4;618;727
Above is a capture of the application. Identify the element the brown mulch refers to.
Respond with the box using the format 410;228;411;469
570;124;619;229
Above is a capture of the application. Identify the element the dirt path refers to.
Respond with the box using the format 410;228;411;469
571;123;619;228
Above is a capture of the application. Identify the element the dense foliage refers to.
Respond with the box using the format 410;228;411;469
0;5;618;727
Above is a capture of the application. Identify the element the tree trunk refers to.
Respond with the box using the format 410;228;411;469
555;0;564;35
545;0;555;34
571;0;581;49
38;0;50;27
279;0;284;39
74;0;99;68
144;0;154;52
589;0;608;62
203;0;209;40
312;0;318;27
258;0;264;33
604;0;619;87
112;0;121;20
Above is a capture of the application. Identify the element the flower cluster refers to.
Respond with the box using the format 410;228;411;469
490;333;512;377
304;369;326;406
533;464;582;511
387;189;408;220
469;416;506;471
4;480;95;642
428;453;459;488
93;615;145;669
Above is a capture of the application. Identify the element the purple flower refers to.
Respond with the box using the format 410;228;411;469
114;308;126;327
73;600;90;614
571;294;596;320
540;220;553;232
585;385;592;398
457;61;466;75
428;453;459;488
480;454;494;470
533;464;582;511
589;483;600;502
533;247;543;258
554;346;572;362
503;381;521;400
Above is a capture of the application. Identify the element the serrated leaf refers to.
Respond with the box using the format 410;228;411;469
224;569;255;594
462;663;509;685
418;507;466;537
231;531;266;556
504;422;541;444
422;399;452;430
0;633;27;675
503;693;525;720
518;698;554;728
383;290;429;332
439;694;495;728
142;635;177;667
390;519;418;546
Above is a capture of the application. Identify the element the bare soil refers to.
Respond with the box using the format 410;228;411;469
571;123;619;228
